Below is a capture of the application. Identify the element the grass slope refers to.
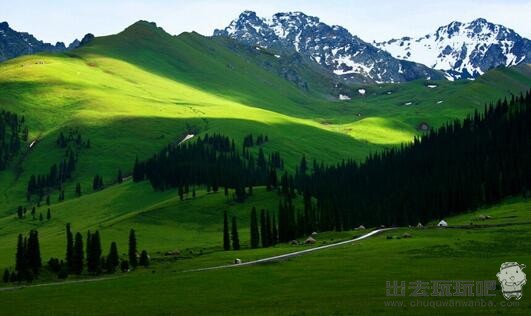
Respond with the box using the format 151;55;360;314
0;21;529;215
1;198;530;315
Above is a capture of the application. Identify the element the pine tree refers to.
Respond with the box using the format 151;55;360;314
178;186;184;201
250;207;259;249
75;182;81;197
27;230;41;274
139;250;150;267
260;209;268;248
231;216;240;251
39;213;43;221
86;230;92;271
106;242;119;273
66;223;74;271
9;271;17;283
272;215;278;245
223;210;230;251
47;208;51;220
15;234;27;276
128;229;138;268
87;231;102;273
93;231;102;272
266;212;273;246
72;232;84;274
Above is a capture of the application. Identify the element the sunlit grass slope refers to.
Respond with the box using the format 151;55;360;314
0;21;529;213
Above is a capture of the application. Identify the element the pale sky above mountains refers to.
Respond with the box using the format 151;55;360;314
1;0;530;44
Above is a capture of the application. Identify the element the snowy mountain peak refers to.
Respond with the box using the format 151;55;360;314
375;18;530;80
214;11;441;83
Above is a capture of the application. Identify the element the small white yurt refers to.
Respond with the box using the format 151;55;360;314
437;220;448;227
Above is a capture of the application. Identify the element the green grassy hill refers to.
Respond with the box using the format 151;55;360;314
0;22;530;315
0;21;529;216
1;197;530;315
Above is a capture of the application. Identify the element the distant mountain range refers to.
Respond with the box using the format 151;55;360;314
214;11;443;84
0;22;92;62
214;11;530;82
374;18;531;80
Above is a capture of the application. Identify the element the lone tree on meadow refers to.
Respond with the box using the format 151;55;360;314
223;210;230;251
231;216;240;251
128;229;138;268
250;207;259;249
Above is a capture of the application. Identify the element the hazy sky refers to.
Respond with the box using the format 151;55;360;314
1;0;530;44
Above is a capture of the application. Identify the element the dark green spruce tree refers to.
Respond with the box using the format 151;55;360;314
15;234;27;277
65;223;74;271
223;210;230;251
128;229;137;268
231;216;240;251
139;250;150;267
72;232;84;274
27;230;42;275
106;242;119;273
250;207;259;249
260;209;268;248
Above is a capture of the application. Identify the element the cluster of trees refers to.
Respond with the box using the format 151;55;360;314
0;110;27;170
60;225;149;278
242;133;268;148
133;134;283;202
249;207;279;248
92;175;104;191
16;205;51;221
27;128;91;201
294;92;531;229
5;230;42;282
56;128;90;149
223;210;240;250
269;151;283;169
228;188;315;250
26;148;77;199
3;226;150;284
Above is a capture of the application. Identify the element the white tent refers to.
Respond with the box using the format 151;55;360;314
437;220;448;227
305;237;317;244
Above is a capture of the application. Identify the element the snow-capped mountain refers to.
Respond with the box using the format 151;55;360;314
375;18;531;80
214;11;443;83
0;22;84;62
